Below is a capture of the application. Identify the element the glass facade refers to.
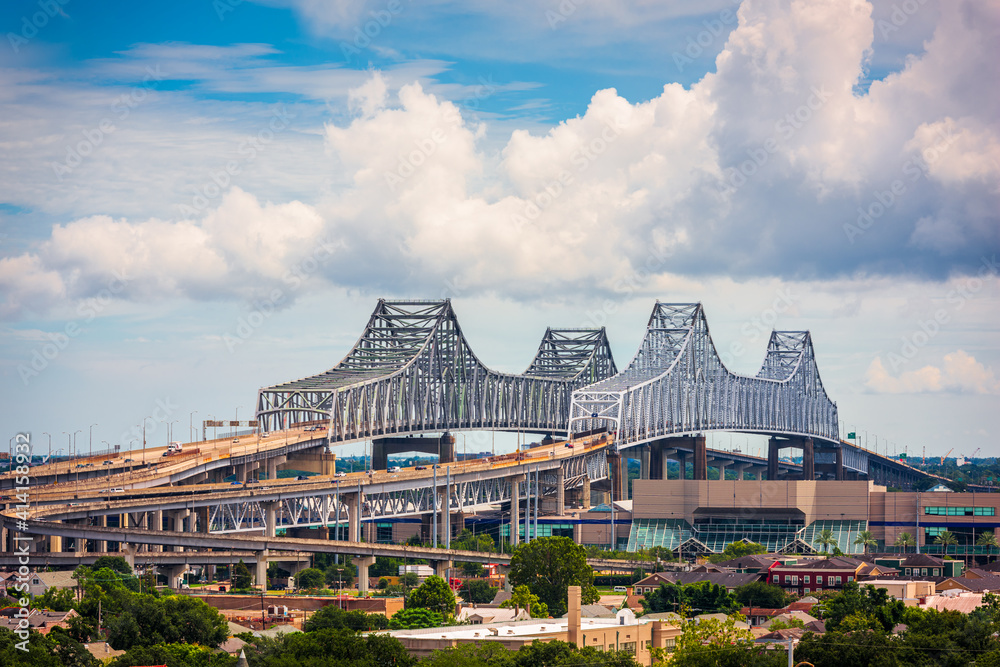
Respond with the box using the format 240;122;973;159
626;518;868;554
925;506;995;516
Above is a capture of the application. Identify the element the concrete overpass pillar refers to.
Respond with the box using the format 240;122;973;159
346;492;360;542
372;440;388;471
676;452;687;479
197;507;210;534
264;502;278;538
802;438;815;480
510;476;520;547
693;436;708;481
439;435;455;464
731;464;748;481
716;461;727;481
556;467;565;515
352;555;375;594
498;565;512;592
768;438;781;480
173;510;189;553
836;447;845;481
265;458;278;480
49;534;62;553
96;515;107;553
256;549;269;592
121;543;136;571
582;476;591;510
433;559;453;580
640;445;651;480
166;564;187;589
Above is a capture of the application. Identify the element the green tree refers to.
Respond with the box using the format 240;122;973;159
706;541;768;564
91;556;134;576
894;532;915;548
816;581;905;633
459;578;499;604
107;642;234;667
401;572;420;588
733;581;792;609
641;581;736;615
105;594;228;650
325;562;356;588
407;575;456;616
460;562;485;577
978;531;999;549
508;537;599;617
935;530;959;550
34;585;76;611
854;530;878;555
668;616;784;667
814;529;837;553
232;559;252;591
795;627;901;667
0;628;94;667
296;567;325;589
388;607;444;629
304;605;389;632
242;628;416;667
500;585;549;618
420;641;514;667
378;577;390;590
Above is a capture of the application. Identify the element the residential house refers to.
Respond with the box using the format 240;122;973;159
768;557;896;596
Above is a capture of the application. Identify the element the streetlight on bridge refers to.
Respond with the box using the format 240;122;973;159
190;410;198;443
89;423;98;459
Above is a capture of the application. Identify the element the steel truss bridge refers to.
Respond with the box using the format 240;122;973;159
256;299;618;440
569;302;839;447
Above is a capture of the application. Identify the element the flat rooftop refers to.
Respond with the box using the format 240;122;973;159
381;616;651;640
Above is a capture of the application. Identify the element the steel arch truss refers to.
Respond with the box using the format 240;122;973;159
256;300;617;440
569;303;839;449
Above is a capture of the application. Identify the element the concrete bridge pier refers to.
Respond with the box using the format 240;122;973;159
256;549;269;592
353;555;375;594
509;474;523;546
768;437;815;480
264;455;287;480
556;467;565;515
715;460;728;481
165;564;187;589
371;435;454;471
264;501;278;538
639;445;651;480
346;492;361;543
432;559;452;581
95;515;107;553
280;451;335;476
49;534;62;553
172;510;190;552
582;476;591;509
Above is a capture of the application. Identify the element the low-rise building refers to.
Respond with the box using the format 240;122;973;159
859;579;935;605
375;587;680;666
768;557;896;596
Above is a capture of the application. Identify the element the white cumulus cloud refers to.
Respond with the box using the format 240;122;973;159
864;350;1000;394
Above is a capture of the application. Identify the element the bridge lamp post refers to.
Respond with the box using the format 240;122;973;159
42;432;51;465
102;441;112;494
89;423;98;459
189;411;198;443
167;420;178;446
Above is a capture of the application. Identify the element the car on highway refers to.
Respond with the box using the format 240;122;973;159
414;465;426;470
124;458;134;463
387;466;401;473
334;472;346;477
232;438;239;443
230;481;242;485
75;464;85;468
564;443;574;448
296;475;309;480
102;460;113;465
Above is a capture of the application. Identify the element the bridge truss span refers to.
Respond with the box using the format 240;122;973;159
569;302;839;449
256;299;617;441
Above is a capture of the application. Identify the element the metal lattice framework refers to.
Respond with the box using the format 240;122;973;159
256;300;617;440
207;448;609;534
568;302;839;449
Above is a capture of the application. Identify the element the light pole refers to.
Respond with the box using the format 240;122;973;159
167;420;179;446
102;441;111;494
42;432;51;464
89;423;98;458
190;411;198;443
142;415;153;464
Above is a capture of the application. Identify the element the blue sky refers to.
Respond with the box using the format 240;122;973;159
0;0;997;460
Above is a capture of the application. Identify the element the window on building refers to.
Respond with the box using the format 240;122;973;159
847;576;853;582
925;506;996;516
375;522;393;543
921;568;928;576
791;576;799;585
645;640;652;650
665;638;676;652
621;642;637;655
933;569;940;576
905;568;911;576
816;575;824;585
804;576;811;584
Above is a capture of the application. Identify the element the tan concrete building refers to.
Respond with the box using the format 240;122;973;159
862;579;935;605
378;586;681;665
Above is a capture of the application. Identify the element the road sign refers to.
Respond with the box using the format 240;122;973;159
847;432;856;439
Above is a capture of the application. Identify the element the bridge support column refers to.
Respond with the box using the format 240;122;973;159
650;443;668;480
121;543;136;571
510;476;520;547
609;453;626;502
173;510;189;552
802;438;815;480
836;447;844;481
731;464;748;481
768;438;781;480
498;565;512;592
693;436;708;481
433;559;453;580
264;502;278;538
716;461;727;481
346;492;360;542
165;564;187;590
96;515;107;553
49;534;62;553
582;476;591;509
353;556;375;595
197;507;210;534
256;549;269;592
153;510;164;552
675;451;687;479
640;445;651;481
556;467;565;515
